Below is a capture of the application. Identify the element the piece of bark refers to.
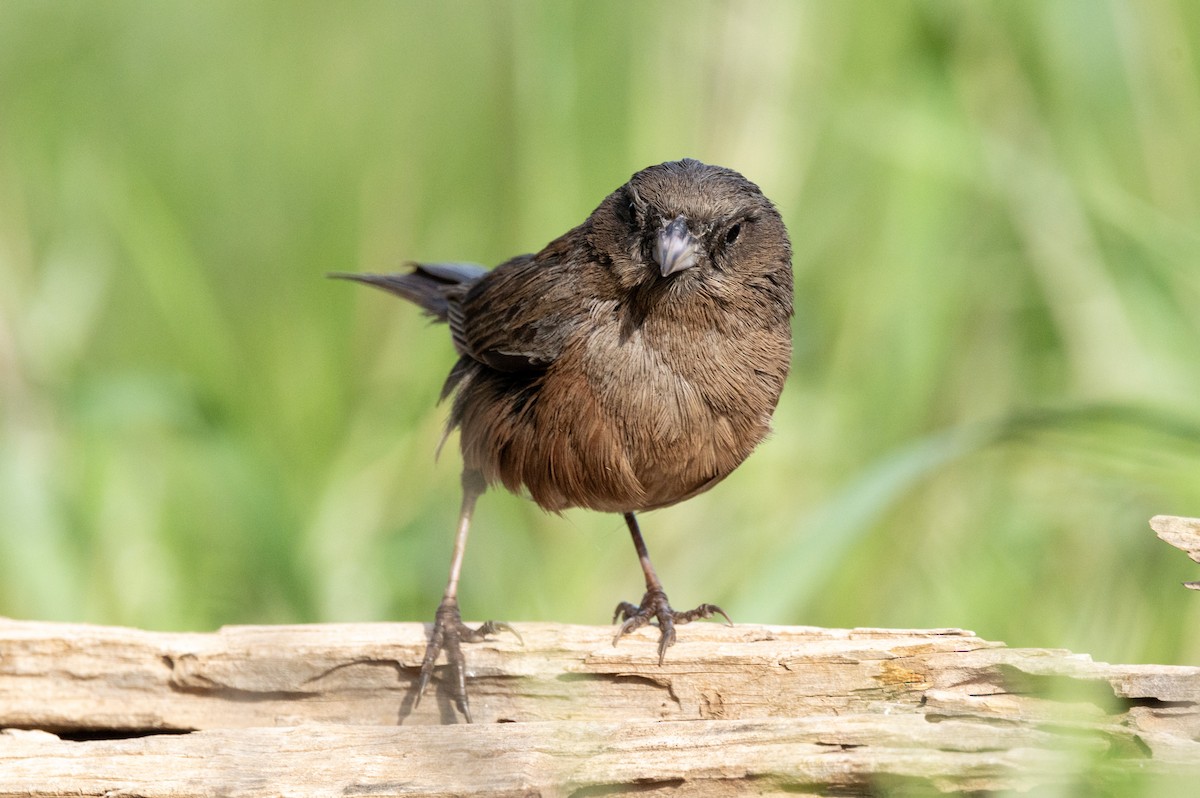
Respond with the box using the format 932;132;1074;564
1152;515;1200;589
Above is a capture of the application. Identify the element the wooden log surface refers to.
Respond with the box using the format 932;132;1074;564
3;611;1200;796
2;715;1192;798
4;619;1016;729
4;515;1200;796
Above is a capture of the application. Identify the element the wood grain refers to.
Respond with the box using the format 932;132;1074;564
4;516;1200;795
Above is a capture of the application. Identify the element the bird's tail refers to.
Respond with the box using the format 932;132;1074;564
328;263;487;322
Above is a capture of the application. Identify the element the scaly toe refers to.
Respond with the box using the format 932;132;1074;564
414;597;516;723
610;588;731;663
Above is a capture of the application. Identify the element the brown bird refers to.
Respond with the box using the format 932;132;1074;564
333;158;792;722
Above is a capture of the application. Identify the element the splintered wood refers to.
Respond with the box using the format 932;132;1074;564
1153;514;1200;589
2;515;1199;795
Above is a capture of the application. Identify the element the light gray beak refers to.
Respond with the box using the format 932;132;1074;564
653;215;700;277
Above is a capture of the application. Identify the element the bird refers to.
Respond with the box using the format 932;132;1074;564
332;158;793;722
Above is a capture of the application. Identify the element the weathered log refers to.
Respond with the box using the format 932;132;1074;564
2;615;1199;795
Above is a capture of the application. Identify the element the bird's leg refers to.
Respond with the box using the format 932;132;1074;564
612;511;731;664
415;469;520;723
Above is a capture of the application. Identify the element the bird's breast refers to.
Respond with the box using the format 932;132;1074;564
455;305;789;515
551;313;785;511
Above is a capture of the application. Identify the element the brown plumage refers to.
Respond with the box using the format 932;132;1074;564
333;158;792;722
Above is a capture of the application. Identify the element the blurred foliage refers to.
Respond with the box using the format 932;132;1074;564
2;0;1200;752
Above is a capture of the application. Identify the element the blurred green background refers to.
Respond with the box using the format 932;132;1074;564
3;0;1200;685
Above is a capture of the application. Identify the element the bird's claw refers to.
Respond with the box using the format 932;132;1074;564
415;597;519;723
612;588;731;665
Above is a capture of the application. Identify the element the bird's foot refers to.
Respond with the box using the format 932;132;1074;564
612;588;731;665
415;597;521;723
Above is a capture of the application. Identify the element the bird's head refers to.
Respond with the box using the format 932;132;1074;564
590;159;793;321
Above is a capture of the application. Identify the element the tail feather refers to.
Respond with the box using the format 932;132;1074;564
328;263;486;322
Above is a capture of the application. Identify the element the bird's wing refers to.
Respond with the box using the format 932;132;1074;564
448;253;583;374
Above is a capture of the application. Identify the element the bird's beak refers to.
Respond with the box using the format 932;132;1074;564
653;216;700;277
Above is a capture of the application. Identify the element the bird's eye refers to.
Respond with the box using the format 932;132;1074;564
725;223;742;245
